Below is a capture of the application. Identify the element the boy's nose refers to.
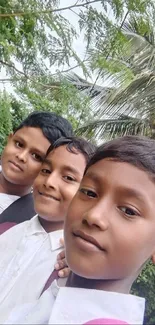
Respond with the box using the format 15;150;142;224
82;201;109;231
43;172;59;190
16;150;28;163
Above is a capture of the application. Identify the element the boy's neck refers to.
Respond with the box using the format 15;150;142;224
0;173;31;196
66;272;135;294
38;216;64;233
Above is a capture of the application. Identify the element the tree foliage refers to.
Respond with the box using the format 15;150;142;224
0;1;102;137
70;12;155;141
0;0;78;78
132;263;155;325
0;0;154;84
0;92;29;152
0;92;12;152
17;77;92;130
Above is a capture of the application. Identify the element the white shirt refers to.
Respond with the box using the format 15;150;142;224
0;166;20;213
4;280;145;324
0;215;63;323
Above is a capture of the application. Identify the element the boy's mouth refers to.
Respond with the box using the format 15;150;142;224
9;160;24;172
73;229;105;252
38;191;60;201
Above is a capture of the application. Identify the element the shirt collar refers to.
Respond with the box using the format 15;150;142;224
49;229;64;250
25;215;63;251
26;215;45;236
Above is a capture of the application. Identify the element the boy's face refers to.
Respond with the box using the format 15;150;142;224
33;145;86;222
1;127;50;187
64;159;155;281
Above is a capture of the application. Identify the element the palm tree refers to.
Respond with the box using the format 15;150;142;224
66;15;155;140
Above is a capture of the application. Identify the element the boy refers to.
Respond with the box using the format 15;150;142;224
0;111;73;224
6;135;155;324
0;136;95;323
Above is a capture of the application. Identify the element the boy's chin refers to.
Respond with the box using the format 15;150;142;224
37;214;63;223
2;171;25;186
67;257;100;280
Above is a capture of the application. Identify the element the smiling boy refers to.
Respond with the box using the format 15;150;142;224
0;111;73;223
33;138;90;233
0;136;95;323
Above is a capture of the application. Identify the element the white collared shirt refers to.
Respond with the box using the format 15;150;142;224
4;279;145;325
49;286;145;325
0;215;63;323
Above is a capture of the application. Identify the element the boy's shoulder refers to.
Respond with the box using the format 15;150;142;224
0;222;17;235
0;216;37;241
0;192;35;224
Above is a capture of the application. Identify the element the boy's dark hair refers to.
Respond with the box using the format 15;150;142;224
14;111;73;143
46;137;96;163
87;135;155;175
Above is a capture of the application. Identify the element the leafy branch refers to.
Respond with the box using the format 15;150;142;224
0;0;101;18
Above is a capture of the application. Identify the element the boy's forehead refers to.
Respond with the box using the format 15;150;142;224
14;126;43;137
46;145;80;159
84;159;155;198
45;145;86;173
14;126;47;143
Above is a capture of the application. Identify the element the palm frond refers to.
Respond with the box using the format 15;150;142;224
77;116;150;141
65;16;155;140
98;73;155;118
122;16;155;73
64;72;113;98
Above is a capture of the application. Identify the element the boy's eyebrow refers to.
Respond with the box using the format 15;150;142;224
14;135;46;156
63;165;82;176
43;159;82;175
13;135;25;142
84;171;101;182
120;188;145;203
85;172;146;202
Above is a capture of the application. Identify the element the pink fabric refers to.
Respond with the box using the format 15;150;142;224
0;222;17;235
84;319;129;325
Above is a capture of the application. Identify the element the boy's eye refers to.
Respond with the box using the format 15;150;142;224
41;168;51;174
80;188;97;198
31;153;43;162
119;206;139;217
63;175;76;182
15;141;23;148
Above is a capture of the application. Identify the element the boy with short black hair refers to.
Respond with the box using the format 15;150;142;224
0;111;73;224
0;136;95;323
6;135;155;324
